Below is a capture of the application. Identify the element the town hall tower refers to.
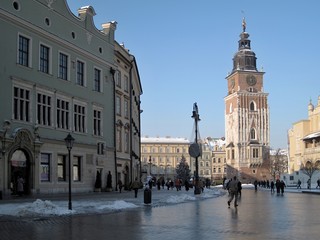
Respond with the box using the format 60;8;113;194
224;19;270;181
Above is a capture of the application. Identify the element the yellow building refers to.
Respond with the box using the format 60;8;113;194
141;137;191;182
199;137;226;184
141;136;227;184
288;96;320;174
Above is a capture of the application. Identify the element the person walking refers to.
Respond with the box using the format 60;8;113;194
275;179;281;195
237;180;242;197
161;179;165;189
131;178;140;198
280;180;286;195
316;179;320;189
175;178;181;191
106;171;112;191
185;179;190;191
17;176;24;196
254;180;258;191
307;178;311;189
117;179;123;193
157;179;161;190
227;176;239;208
297;179;302;189
270;180;275;193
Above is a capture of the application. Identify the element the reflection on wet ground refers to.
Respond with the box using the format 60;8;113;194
1;189;319;240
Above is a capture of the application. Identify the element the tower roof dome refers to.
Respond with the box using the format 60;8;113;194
231;18;257;73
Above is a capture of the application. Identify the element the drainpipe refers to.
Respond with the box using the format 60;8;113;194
110;68;118;191
129;58;134;183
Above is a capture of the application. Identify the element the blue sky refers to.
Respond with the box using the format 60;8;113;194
67;0;320;149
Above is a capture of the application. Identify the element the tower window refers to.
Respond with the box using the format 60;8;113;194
250;102;256;111
250;129;256;140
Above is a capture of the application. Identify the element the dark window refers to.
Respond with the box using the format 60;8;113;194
40;153;51;182
59;53;68;80
56;99;69;129
94;68;101;92
77;60;84;86
58;155;66;181
40;44;49;73
13;87;30;121
18;35;29;66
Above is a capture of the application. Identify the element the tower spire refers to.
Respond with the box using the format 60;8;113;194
231;18;257;73
242;17;246;32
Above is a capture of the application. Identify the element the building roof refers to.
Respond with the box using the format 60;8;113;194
302;131;320;141
141;136;190;144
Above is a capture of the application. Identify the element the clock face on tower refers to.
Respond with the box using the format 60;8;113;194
246;75;257;86
230;78;235;88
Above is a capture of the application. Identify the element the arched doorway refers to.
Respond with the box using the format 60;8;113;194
10;149;30;196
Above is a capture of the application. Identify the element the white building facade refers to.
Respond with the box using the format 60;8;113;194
0;0;142;197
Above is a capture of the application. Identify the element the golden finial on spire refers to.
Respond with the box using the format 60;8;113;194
242;17;246;32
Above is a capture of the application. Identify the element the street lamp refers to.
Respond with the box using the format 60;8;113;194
190;103;201;195
149;156;152;176
64;133;75;210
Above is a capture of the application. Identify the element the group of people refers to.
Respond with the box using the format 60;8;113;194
225;176;292;208
253;179;286;195
297;178;320;189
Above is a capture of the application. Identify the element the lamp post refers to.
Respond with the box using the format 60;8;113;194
149;156;152;176
190;103;201;195
64;133;75;210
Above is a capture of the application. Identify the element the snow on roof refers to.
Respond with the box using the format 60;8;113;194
302;131;320;140
141;136;190;144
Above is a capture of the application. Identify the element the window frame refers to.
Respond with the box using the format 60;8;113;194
40;153;51;182
116;95;121;116
76;59;86;86
39;43;51;74
13;85;31;122
124;75;129;92
73;102;87;133
93;107;103;136
17;33;32;67
58;51;69;80
116;70;121;88
94;67;102;92
36;90;53;127
57;154;67;182
72;156;82;182
56;96;70;130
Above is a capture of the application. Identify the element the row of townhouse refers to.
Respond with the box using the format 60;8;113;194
0;0;142;198
140;136;227;183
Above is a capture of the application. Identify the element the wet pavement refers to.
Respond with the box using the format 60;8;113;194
0;188;320;240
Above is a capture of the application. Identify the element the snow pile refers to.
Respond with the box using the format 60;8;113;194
96;200;137;211
16;199;71;216
0;188;224;217
163;194;196;203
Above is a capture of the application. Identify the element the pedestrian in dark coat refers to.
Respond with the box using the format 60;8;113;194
157;179;161;190
254;180;258;191
131;178;140;198
297;179;302;189
185;180;190;191
118;179;123;193
270;180;275;193
227;176;239;208
280;180;286;195
275;179;281;195
237;180;242;197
